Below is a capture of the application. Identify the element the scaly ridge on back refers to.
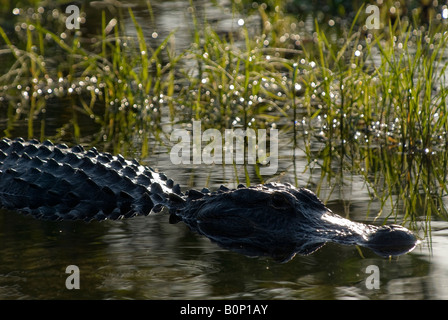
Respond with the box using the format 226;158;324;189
0;138;179;221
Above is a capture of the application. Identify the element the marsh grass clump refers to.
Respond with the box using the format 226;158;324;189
296;11;448;227
0;3;179;156
178;5;297;130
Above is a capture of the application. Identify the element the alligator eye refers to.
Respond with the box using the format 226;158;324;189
270;192;291;210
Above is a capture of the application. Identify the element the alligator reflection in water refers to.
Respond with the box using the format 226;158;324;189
0;138;417;262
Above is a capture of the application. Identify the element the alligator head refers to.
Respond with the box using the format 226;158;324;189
171;182;418;262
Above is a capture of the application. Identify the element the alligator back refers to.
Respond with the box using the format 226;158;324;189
0;138;178;221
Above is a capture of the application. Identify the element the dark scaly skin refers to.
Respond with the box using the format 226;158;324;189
0;138;417;262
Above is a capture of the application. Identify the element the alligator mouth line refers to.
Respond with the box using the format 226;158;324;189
0;138;418;262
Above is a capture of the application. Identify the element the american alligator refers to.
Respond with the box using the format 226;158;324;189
0;137;417;262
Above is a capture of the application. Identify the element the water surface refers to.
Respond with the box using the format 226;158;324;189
0;147;441;300
0;0;446;300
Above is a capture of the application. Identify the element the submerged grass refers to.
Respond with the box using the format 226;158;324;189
1;1;448;229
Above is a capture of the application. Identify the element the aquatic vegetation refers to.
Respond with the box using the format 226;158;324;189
296;13;448;228
0;2;178;156
1;0;448;230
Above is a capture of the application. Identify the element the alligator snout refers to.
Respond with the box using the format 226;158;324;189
363;224;418;257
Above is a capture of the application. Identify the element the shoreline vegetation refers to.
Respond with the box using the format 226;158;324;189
1;1;448;232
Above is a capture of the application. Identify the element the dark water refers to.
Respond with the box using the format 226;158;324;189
0;193;439;300
0;0;446;300
0;147;442;300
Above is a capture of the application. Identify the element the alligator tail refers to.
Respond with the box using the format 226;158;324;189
0;138;178;221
